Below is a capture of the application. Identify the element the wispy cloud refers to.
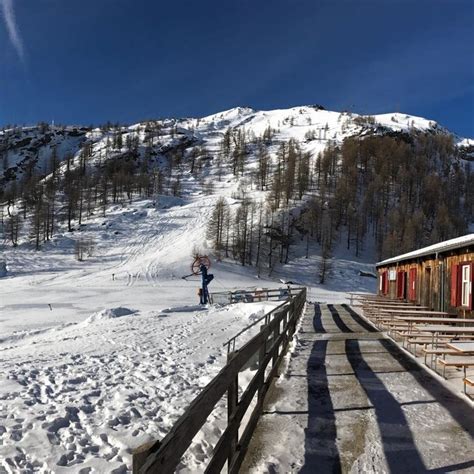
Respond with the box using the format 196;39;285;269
1;0;25;63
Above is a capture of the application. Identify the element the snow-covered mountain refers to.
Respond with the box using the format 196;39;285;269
0;105;472;471
1;104;472;276
1;105;472;188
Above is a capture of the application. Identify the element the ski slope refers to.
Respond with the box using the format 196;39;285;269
0;181;376;472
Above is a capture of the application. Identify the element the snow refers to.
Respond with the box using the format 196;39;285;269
0;186;378;472
372;112;436;132
377;233;474;267
3;102;470;471
0;179;379;472
458;137;474;148
0;126;87;181
82;307;137;324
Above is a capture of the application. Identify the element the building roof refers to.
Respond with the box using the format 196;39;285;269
376;234;474;267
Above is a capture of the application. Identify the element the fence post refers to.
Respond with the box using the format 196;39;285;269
258;325;267;401
227;351;238;470
132;441;156;473
272;316;280;372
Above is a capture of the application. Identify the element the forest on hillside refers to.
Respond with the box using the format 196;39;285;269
1;121;472;281
207;131;472;280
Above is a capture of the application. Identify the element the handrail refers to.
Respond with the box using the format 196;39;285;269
132;287;307;473
211;286;306;305
223;299;289;353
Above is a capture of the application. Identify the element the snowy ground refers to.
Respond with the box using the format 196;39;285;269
0;185;376;472
0;298;280;472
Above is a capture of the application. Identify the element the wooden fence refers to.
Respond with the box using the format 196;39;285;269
210;286;303;305
133;287;307;473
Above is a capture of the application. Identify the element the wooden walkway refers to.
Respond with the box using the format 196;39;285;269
242;304;474;473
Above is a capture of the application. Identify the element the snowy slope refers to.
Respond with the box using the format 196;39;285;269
0;192;375;472
2;105;471;190
1;103;471;471
0;126;87;185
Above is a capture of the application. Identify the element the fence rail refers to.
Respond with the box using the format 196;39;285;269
133;287;307;473
210;286;305;305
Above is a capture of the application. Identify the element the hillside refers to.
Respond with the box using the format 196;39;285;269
1;105;473;270
0;105;473;471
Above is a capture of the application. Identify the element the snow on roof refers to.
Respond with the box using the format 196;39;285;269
376;234;474;267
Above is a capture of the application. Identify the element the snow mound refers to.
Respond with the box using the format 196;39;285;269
84;307;137;323
161;305;204;313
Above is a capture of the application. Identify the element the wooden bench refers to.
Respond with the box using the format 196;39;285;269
436;356;474;379
379;321;410;335
464;376;474;397
421;347;461;368
401;335;436;350
400;334;474;352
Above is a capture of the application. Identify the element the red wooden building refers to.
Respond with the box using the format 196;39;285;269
376;234;474;317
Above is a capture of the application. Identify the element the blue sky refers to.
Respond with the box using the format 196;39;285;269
1;0;473;136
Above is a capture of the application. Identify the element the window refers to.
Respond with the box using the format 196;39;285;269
461;263;472;309
380;271;388;294
452;262;473;309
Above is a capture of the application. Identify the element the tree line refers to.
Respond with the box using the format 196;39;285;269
1;119;472;278
206;131;472;281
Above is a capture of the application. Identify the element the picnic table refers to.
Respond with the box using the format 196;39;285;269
375;310;451;327
446;341;474;355
447;343;474;395
394;316;474;334
394;316;474;325
414;325;474;348
367;304;429;310
362;300;417;305
379;309;450;315
351;295;398;302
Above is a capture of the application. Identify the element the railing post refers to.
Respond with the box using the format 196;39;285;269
132;440;158;474
258;325;267;401
272;316;280;371
227;350;238;470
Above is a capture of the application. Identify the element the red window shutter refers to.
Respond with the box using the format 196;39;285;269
384;271;389;294
450;264;459;307
397;271;404;298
